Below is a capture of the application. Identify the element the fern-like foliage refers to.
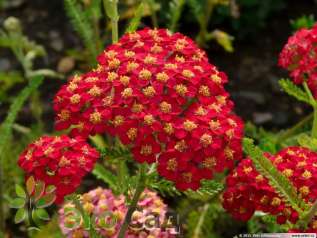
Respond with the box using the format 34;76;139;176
125;2;144;33
0;75;44;156
167;0;185;32
243;138;308;213
92;163;118;192
98;146;132;161
64;0;98;64
184;180;224;201
149;177;182;197
279;78;312;105
297;133;317;152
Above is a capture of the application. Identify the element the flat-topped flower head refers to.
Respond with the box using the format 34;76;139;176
222;146;317;231
18;135;99;203
59;188;176;237
279;24;317;97
53;28;243;190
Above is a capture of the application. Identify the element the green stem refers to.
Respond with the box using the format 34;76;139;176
0;165;4;232
312;107;317;139
146;0;158;28
300;199;317;229
276;113;313;143
117;165;146;238
196;1;214;46
111;17;118;43
103;0;119;43
303;82;317;138
193;204;209;238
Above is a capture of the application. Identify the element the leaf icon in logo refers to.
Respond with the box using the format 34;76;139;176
15;184;26;199
32;180;45;202
32;208;50;221
26;176;36;196
10;198;25;209
35;193;56;208
14;208;26;224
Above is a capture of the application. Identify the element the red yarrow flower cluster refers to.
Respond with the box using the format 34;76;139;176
279;24;317;97
222;146;317;231
54;28;243;190
59;187;176;237
18;135;99;203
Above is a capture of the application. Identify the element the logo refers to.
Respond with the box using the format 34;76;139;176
10;176;56;230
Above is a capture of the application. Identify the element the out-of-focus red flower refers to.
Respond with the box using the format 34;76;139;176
222;146;317;231
54;28;243;190
18;135;99;203
279;24;317;97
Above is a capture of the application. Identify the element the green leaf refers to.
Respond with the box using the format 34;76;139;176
279;78;312;105
33;180;45;202
64;0;98;64
103;0;118;20
10;198;25;209
125;3;144;33
184;180;224;201
0;75;44;158
243;138;308;213
209;30;234;53
26;176;36;196
297;133;317;152
167;0;185;32
33;208;50;221
15;184;26;198
92;163;118;191
291;14;315;30
14;208;26;224
45;185;56;194
35;193;56;208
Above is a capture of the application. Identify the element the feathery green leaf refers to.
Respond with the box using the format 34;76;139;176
125;2;144;33
92;163;118;191
243;138;308;213
64;0;98;64
0;75;44;156
279;78;312;105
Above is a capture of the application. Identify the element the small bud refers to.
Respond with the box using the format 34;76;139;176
3;16;21;32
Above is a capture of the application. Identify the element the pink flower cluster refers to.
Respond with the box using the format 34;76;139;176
279;24;317;97
18;135;99;203
59;187;176;237
53;28;243;190
222;146;317;232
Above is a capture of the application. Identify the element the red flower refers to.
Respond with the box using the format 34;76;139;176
18;135;99;203
222;146;317;231
279;24;317;97
53;28;243;190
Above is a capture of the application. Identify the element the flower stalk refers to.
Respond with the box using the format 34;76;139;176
117;164;147;238
103;0;119;43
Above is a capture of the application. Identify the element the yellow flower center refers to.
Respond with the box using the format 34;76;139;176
167;158;177;171
160;101;172;113
139;69;152;80
121;88;133;98
140;145;152;156
90;111;102;124
143;86;156;97
156;72;169;83
199;85;210;97
175;84;188;96
127;128;137;141
70;94;81;104
200;134;213;147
